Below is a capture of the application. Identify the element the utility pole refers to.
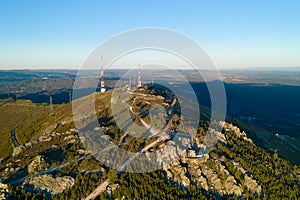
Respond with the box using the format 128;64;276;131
128;73;132;91
137;64;142;87
49;96;53;112
69;91;72;102
43;79;46;90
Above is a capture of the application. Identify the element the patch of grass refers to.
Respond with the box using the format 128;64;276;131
0;99;50;158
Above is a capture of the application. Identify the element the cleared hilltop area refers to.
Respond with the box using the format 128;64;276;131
0;85;299;199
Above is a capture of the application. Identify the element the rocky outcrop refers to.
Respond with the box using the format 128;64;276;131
0;182;8;200
153;122;262;198
22;174;75;197
223;123;253;143
28;155;49;174
12;145;25;157
244;174;261;195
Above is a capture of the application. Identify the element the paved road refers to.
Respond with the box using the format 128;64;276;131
86;136;161;199
85;180;109;200
10;129;20;147
118;132;129;146
86;94;177;198
115;107;170;172
7;154;91;185
128;98;176;139
116;98;178;173
10;93;176;197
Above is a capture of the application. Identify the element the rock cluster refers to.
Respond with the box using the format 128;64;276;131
0;182;8;200
244;174;262;194
22;174;75;197
28;155;49;174
223;123;253;143
153;122;262;197
12;127;79;157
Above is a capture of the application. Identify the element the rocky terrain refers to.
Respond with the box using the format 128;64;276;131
0;89;299;199
148;122;262;197
22;175;75;198
0;125;84;199
0;182;8;200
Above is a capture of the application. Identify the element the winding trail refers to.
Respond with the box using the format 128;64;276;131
129;97;176;139
116;95;177;173
10;129;20;147
85;92;177;199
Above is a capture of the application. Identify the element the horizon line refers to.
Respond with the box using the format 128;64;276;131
0;66;300;71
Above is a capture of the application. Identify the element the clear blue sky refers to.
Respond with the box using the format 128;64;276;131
0;0;299;69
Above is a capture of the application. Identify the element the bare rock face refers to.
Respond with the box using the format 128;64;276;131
200;165;221;192
28;155;48;174
0;182;8;200
234;162;261;195
244;174;262;195
155;141;180;169
223;175;242;196
155;122;263;198
172;164;190;187
22;174;75;197
12;145;25;157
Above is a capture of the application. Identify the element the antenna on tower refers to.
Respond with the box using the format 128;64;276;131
100;54;106;93
137;64;142;87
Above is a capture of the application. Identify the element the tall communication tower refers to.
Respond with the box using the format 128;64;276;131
137;64;142;87
100;55;106;93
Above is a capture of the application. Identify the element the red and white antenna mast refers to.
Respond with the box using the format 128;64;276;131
137;64;142;87
100;55;106;92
